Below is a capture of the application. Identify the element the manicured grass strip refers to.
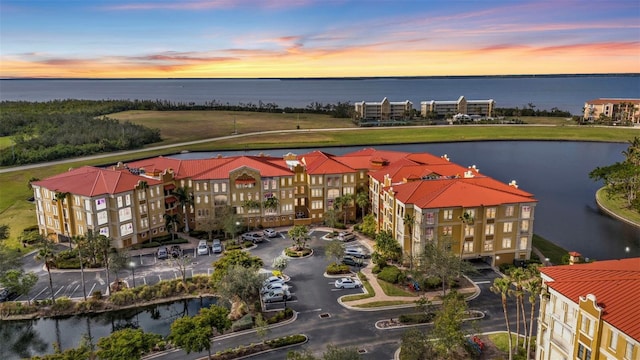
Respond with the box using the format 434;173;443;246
596;187;640;225
353;300;415;308
532;234;568;265
377;279;416;297
342;272;375;302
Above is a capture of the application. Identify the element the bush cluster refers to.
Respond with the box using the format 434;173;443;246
377;265;404;284
326;262;351;275
266;307;294;324
0;301;38;317
231;314;254;332
265;334;307;348
399;313;435;324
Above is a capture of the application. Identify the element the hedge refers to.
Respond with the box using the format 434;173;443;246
377;265;403;284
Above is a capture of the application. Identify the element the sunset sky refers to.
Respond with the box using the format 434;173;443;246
1;0;639;78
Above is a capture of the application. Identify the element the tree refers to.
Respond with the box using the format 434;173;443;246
109;250;129;283
0;224;9;241
399;327;436;360
360;214;376;238
263;196;279;213
0;270;38;305
220;206;241;241
414;239;475;297
173;185;194;233
287;344;363;360
334;194;354;225
34;237;57;303
164;213;180;241
431;291;473;359
508;267;528;351
94;234;113;295
198;305;232;336
288;225;310;251
211;249;264;281
213;264;263;309
96;328;161;360
0;242;22;278
323;209;340;228
491;277;513;360
170;315;213;359
373;230;402;264
402;213;415;268
71;235;88;301
355;190;369;220
325;239;345;264
171;254;193;284
272;255;289;275
524;266;542;359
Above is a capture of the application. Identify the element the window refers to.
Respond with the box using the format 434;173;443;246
486;207;496;219
521;220;529;232
117;196;123;208
502;238;512;248
311;200;323;210
503;222;513;233
522;205;531;219
581;317;590;333
577;344;592;360
483;240;493;251
99;227;109;236
95;198;106;210
214;183;219;192
464;226;474;237
443;210;453;220
425;227;434;240
519;237;528;250
505;205;514;217
442;226;452;236
311;188;323;197
463;241;474;253
221;183;226;192
485;224;494;235
609;331;618;350
97;211;108;225
120;222;133;236
425;212;435;225
625;343;634;359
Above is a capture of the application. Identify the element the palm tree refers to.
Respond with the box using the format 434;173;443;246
403;212;415;268
334;193;354;225
510;267;527;350
35;237;57;303
173;186;193;233
524;275;542;359
71;235;88;301
263;196;278;213
164;213;180;241
355;190;370;220
137;180;152;242
288;225;310;251
491;277;513;360
94;233;113;295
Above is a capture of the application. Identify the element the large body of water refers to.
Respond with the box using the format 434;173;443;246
171;141;640;261
2;75;639;115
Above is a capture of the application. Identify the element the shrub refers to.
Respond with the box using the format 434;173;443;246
110;289;136;306
377;265;403;284
399;313;435;324
265;334;306;348
225;243;242;251
137;286;156;301
52;296;74;313
266;307;294;324
423;276;441;290
231;313;254;332
92;290;103;300
75;298;101;312
372;263;387;274
326;262;351;275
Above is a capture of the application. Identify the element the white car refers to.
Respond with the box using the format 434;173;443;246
334;277;362;289
338;231;356;242
263;228;278;238
262;275;286;287
262;288;291;303
261;282;289;295
197;240;209;255
345;248;368;259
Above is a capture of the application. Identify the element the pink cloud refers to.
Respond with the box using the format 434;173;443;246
103;0;313;11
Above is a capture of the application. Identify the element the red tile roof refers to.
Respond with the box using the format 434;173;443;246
390;177;535;208
585;98;640;105
541;258;640;341
33;166;160;197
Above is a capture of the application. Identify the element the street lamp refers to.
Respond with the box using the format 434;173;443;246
625;247;631;258
129;261;136;288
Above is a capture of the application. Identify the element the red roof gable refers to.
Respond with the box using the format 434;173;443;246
33;166;160;197
541;258;640;341
585;98;640;105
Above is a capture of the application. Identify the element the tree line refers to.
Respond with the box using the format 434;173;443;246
590;137;640;212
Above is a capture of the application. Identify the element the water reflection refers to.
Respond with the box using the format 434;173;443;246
0;297;218;359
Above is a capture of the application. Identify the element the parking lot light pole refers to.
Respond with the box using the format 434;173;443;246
130;261;136;288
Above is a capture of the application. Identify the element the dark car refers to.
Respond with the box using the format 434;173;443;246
0;288;16;302
169;245;182;258
341;255;364;267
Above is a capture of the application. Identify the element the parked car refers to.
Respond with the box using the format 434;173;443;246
169;245;182;258
341;255;363;267
338;231;356;242
211;239;223;253
263;228;278;238
262;288;291;303
261;282;289;295
241;232;264;243
334;277;362;289
197;240;209;256
157;246;169;260
262;275;286;287
345;247;368;258
0;288;11;302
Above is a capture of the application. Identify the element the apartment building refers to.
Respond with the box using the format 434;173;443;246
33;148;535;263
583;98;640;124
366;149;536;265
354;97;413;121
420;95;495;118
536;258;640;360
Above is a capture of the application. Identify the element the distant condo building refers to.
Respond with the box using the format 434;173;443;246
420;95;495;118
354;97;412;121
583;98;640;124
32;148;535;266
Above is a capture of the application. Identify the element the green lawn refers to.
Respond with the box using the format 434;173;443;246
377;279;416;297
0;136;14;150
532;234;568;265
596;187;640;225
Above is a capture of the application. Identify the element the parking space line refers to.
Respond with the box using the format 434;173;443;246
32;287;48;301
54;286;64;297
143;277;147;285
88;283;96;296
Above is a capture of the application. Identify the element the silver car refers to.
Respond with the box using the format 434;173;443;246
261;282;289;295
262;288;291;303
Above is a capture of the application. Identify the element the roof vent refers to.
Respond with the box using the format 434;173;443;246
509;180;518;188
441;154;450;161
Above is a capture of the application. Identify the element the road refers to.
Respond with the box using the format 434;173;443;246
18;230;524;359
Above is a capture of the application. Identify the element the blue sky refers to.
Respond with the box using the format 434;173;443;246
1;0;639;78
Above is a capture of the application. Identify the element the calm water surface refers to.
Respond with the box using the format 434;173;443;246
172;141;640;260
